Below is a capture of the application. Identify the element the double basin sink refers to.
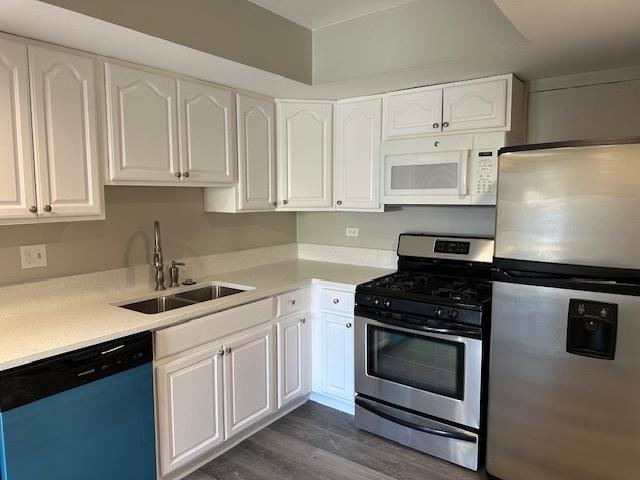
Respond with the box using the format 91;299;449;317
119;283;249;314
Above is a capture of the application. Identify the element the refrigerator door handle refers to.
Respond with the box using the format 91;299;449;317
355;398;478;443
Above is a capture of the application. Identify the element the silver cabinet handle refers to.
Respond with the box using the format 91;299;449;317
442;121;450;128
337;200;342;206
282;200;288;205
290;299;296;305
333;298;339;304
183;171;190;178
272;202;277;206
218;349;224;357
44;205;52;212
434;141;440;147
432;122;439;129
300;318;306;324
175;172;182;178
346;323;352;328
29;205;37;214
225;346;232;353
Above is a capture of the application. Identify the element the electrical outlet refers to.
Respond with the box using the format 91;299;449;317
20;244;47;269
346;227;359;238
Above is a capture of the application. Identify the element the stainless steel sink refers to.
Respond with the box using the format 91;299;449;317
173;285;244;303
118;283;249;314
120;295;196;314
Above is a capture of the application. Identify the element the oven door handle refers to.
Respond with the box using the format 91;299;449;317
355;398;478;443
359;314;481;339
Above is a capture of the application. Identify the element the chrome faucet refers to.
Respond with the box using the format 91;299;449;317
153;220;165;290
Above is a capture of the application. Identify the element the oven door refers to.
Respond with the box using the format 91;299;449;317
355;315;482;428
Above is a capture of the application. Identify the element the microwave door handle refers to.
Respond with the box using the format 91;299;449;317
458;150;469;196
355;398;478;443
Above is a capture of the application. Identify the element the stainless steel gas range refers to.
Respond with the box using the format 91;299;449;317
354;234;494;471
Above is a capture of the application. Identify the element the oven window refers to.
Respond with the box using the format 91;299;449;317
366;325;465;400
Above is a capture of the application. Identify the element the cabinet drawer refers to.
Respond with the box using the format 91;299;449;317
155;298;274;359
276;289;309;317
320;288;355;314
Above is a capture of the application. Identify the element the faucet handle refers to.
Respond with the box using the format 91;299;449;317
171;260;186;267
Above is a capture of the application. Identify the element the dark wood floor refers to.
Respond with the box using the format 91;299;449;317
187;401;485;480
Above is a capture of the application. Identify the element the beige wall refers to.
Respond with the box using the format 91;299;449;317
39;0;312;84
298;68;640;250
1;187;296;287
297;207;496;252
527;77;640;143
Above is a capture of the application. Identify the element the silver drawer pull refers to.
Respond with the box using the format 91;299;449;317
290;299;296;305
346;323;352;328
333;298;340;304
300;318;306;324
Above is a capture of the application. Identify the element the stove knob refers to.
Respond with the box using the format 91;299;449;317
448;309;459;320
383;299;392;308
373;297;381;306
434;306;444;317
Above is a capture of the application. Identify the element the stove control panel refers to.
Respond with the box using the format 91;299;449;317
355;293;481;327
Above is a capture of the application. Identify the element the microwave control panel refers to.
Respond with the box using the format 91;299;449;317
469;149;498;204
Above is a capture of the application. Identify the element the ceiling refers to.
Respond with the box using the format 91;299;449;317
247;0;418;29
2;0;640;100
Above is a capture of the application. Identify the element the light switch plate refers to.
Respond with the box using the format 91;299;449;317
346;227;359;238
20;244;47;269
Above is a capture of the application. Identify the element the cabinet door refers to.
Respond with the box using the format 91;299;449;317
237;93;276;211
105;62;179;182
384;87;443;138
335;97;382;211
320;312;355;402
178;79;235;185
29;46;102;218
277;313;310;409
156;344;224;476
442;77;508;132
277;101;333;209
224;325;275;440
0;38;36;221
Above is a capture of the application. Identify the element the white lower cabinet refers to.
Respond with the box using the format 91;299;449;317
223;325;276;440
312;284;356;413
319;311;355;403
156;343;224;477
277;312;311;409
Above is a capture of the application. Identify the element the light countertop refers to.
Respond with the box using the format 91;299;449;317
0;260;391;371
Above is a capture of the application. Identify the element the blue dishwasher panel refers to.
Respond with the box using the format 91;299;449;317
0;334;157;480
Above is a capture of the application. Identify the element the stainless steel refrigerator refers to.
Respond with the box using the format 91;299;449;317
487;138;640;480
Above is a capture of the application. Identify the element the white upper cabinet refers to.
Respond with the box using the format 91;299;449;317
156;343;224;477
237;93;276;210
29;46;102;218
177;79;236;185
105;62;179;183
335;97;383;211
384;86;442;138
0;38;36;222
276;100;333;210
442;77;508;132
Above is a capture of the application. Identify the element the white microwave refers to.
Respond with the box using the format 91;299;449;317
381;134;500;205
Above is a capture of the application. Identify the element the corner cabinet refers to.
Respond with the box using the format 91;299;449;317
335;96;383;211
0;38;103;225
276;100;334;210
205;93;276;213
